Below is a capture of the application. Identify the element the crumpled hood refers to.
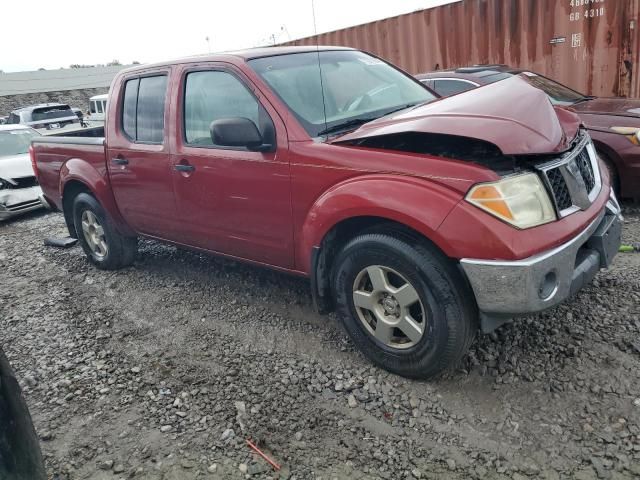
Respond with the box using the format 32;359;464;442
570;97;640;117
0;153;35;180
335;76;581;155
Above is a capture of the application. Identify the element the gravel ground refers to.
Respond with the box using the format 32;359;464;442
1;205;639;480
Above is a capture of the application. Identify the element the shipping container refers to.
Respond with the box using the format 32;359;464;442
282;0;640;98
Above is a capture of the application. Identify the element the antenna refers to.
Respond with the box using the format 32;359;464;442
311;0;328;136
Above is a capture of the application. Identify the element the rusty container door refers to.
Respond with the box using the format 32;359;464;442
283;0;640;98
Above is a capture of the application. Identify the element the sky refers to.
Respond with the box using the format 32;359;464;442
1;0;457;72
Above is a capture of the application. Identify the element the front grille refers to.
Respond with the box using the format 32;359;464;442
10;176;38;189
6;199;41;211
538;134;601;217
546;168;572;210
575;148;595;192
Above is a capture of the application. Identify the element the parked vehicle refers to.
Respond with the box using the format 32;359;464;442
71;107;89;127
6;103;80;131
0;125;48;220
87;94;108;127
31;47;622;379
0;346;46;480
417;66;640;200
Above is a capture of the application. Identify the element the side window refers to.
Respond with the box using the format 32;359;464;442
120;75;167;143
137;76;167;143
184;71;260;146
96;101;103;114
122;78;139;139
433;79;476;97
90;101;97;114
420;79;434;89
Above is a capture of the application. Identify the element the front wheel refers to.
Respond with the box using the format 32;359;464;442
333;233;477;379
73;193;137;270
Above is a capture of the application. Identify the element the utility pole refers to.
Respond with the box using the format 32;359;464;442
205;36;211;54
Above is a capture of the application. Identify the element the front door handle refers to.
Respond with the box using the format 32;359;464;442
174;164;195;173
112;157;129;165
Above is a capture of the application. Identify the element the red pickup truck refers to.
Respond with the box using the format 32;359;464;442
31;47;622;379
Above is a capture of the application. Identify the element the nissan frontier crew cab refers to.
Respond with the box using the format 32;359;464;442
31;47;622;379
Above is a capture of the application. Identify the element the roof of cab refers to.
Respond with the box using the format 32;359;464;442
118;46;356;74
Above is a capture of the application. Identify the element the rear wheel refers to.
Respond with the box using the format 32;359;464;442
332;233;477;379
72;193;137;270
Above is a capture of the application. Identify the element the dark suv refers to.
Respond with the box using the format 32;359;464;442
6;103;80;131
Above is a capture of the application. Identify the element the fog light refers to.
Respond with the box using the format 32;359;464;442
538;271;558;300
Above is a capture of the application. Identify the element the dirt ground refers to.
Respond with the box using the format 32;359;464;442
1;206;639;480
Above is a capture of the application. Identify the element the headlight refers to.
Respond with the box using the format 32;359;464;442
610;126;640;145
466;173;556;229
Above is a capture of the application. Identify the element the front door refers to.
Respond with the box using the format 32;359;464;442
107;71;182;239
170;65;293;268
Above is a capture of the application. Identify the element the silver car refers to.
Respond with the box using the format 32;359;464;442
0;125;48;220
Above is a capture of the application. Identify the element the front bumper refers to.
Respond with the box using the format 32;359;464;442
460;195;623;332
0;186;49;221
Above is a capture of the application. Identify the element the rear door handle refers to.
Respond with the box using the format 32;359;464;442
174;164;195;172
112;157;129;165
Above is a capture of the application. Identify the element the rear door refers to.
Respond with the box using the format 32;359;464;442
107;70;182;239
170;64;294;268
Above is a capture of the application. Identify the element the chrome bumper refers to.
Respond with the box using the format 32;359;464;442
460;195;622;332
0;186;48;220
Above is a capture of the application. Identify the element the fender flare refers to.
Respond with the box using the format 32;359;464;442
59;158;135;237
297;174;463;273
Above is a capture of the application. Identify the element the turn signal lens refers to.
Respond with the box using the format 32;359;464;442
466;173;556;229
610;126;640;145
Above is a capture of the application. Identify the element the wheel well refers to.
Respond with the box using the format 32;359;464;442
311;216;438;314
593;142;621;194
62;180;92;238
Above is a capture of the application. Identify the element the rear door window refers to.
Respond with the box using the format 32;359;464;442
433;79;476;96
31;105;74;121
122;78;139;140
120;75;167;144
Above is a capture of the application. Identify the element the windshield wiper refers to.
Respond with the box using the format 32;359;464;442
385;102;423;115
317;117;378;136
571;96;596;105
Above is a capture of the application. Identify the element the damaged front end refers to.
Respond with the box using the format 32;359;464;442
0;177;48;221
331;76;621;332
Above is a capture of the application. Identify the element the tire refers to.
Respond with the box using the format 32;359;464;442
0;347;46;480
332;233;477;379
72;193;137;270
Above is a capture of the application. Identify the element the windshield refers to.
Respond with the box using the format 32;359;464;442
249;50;436;137
0;128;39;157
518;72;586;106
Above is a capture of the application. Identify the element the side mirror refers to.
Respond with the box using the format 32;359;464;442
210;117;273;152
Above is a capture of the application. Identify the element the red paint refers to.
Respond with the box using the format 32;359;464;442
31;47;608;281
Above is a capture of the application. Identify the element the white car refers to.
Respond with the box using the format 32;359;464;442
0;125;48;220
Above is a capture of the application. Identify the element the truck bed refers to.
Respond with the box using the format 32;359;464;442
31;136;107;212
